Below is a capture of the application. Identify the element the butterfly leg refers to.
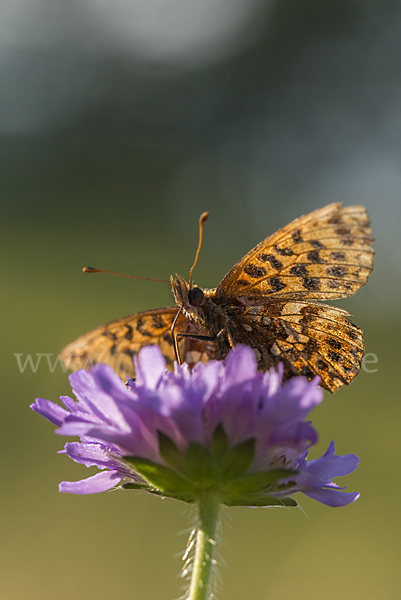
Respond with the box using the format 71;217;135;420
215;327;235;348
171;307;183;364
176;333;215;341
171;308;216;364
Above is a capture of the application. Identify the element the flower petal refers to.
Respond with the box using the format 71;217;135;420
222;345;257;388
303;487;360;507
134;345;166;389
64;441;122;468
59;470;123;494
299;442;360;481
31;398;70;426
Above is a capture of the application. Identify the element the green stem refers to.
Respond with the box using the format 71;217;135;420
187;492;221;600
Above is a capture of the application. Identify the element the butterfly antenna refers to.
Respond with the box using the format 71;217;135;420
188;211;209;288
83;267;169;283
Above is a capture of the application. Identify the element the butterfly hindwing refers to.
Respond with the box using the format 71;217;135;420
234;300;364;392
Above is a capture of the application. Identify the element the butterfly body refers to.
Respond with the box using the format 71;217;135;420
62;203;374;392
171;275;229;352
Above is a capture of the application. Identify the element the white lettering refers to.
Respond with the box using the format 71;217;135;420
362;353;378;373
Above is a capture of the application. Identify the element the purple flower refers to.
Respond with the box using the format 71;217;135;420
31;345;359;507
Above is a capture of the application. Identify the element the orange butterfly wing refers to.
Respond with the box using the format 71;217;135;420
212;203;374;392
216;203;374;301
61;308;217;379
234;299;364;392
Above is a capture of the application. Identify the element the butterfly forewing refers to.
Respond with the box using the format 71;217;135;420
216;203;374;301
61;308;217;379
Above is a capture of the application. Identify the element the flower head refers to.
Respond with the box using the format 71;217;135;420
31;345;359;507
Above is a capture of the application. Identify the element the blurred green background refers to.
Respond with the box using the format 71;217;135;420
2;1;401;599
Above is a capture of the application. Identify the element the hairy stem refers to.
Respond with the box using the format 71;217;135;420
187;492;221;600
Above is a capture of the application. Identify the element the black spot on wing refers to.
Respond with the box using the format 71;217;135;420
328;350;341;363
302;277;320;291
102;331;117;341
244;264;267;279
327;213;343;225
268;277;286;292
327;338;342;350
292;229;303;243
290;265;309;277
330;251;346;261
300;366;315;379
152;315;166;329
335;227;352;236
274;246;294;257
125;325;133;340
310;239;326;250
123;348;136;358
162;331;174;345
346;329;358;341
258;253;283;270
307;250;326;264
327;266;348;277
137;318;152;337
340;237;354;246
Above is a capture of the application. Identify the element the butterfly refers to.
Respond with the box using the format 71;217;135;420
61;203;374;392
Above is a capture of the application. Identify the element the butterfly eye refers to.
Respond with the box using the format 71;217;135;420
188;287;204;307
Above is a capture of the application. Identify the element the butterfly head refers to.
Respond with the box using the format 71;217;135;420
171;274;205;317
